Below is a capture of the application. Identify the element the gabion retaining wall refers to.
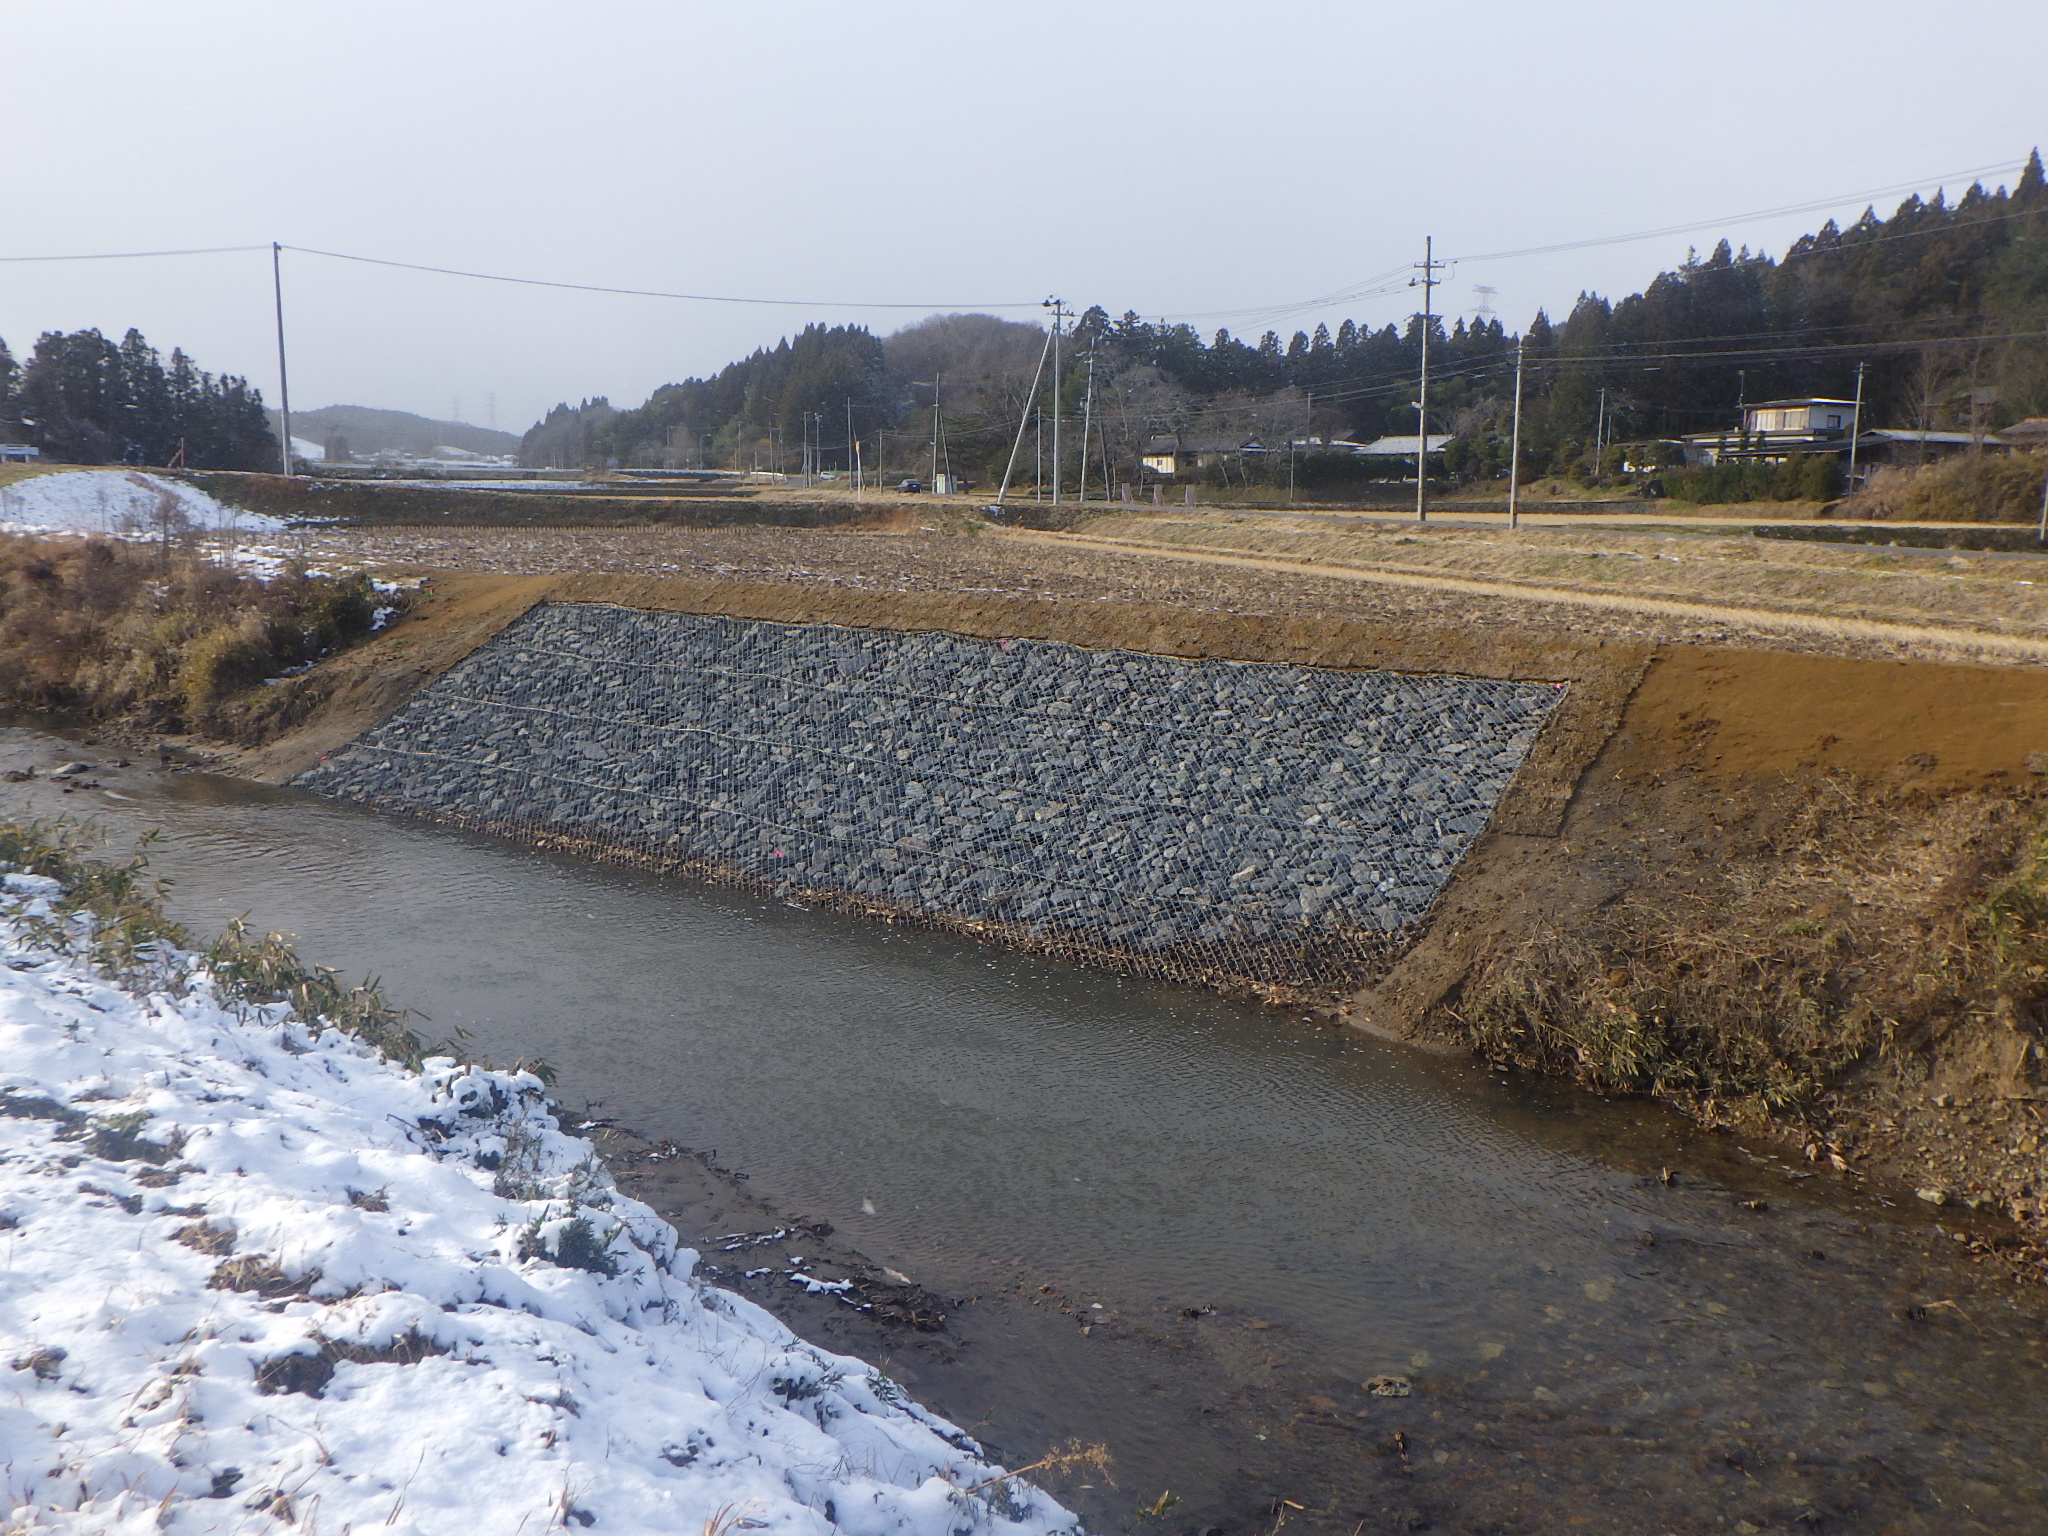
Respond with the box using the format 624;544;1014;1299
293;603;1564;996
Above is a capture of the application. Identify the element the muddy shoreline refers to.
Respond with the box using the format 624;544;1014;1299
591;1119;2047;1535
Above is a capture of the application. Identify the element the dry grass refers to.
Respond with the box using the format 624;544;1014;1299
1838;452;2048;524
0;533;401;741
1066;512;2048;645
0;818;432;1066
1450;782;2046;1136
218;520;2048;668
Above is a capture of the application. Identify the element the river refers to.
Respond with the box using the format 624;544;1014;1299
3;723;2045;1534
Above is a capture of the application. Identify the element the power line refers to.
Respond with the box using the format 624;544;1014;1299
0;239;1045;311
1160;156;2033;331
1449;156;2029;263
283;245;1043;311
0;241;270;264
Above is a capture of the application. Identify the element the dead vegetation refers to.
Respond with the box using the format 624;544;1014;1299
0;818;434;1067
0;533;404;742
1061;510;2048;651
220;518;2048;669
1839;452;2048;523
1448;779;2048;1214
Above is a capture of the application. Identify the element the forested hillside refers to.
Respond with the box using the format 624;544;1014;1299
277;404;521;460
528;149;2048;484
0;329;277;471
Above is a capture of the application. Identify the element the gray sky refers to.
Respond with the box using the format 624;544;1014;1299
6;1;2046;437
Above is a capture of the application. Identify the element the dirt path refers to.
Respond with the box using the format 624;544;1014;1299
1015;526;2048;667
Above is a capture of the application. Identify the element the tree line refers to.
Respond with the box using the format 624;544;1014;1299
519;148;2045;489
0;328;277;471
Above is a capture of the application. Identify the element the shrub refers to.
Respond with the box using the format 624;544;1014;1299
0;536;403;738
1901;452;2045;523
1665;454;1842;504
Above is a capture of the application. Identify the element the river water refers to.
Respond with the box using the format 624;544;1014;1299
4;725;2046;1535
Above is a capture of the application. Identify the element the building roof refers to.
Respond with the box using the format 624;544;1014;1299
1142;433;1261;455
1863;428;1992;445
1746;398;1858;410
1356;434;1454;456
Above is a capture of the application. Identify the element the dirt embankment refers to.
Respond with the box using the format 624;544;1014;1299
1364;647;2048;1243
222;568;2048;1253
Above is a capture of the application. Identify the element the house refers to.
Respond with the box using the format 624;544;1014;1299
1681;399;1857;466
1853;428;2004;466
1139;433;1266;476
1681;398;2037;469
1998;417;2048;450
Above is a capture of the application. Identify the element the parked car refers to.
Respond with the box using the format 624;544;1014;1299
896;478;924;493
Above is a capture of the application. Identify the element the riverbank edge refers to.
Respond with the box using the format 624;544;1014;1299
169;571;2048;1263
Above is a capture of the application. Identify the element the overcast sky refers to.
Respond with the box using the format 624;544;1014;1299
6;1;2045;437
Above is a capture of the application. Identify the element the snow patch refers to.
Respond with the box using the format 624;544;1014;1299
0;470;282;535
0;882;1072;1535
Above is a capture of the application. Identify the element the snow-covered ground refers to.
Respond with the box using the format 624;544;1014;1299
0;873;1072;1536
0;471;282;536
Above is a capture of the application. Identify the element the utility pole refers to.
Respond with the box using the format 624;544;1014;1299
1508;336;1526;530
1846;361;1867;496
995;323;1055;507
1411;237;1444;522
930;374;941;491
846;398;855;493
1076;350;1096;501
2038;445;2048;544
270;242;294;477
1593;387;1608;479
1044;297;1067;504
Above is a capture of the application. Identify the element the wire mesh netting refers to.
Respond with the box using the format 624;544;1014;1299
293;603;1565;998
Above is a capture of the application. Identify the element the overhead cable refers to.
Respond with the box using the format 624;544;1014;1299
280;245;1044;311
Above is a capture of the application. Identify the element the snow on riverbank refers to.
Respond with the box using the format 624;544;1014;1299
0;471;282;535
0;875;1072;1535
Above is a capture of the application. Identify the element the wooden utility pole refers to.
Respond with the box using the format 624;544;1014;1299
1508;337;1525;530
1846;361;1867;494
1076;350;1096;501
270;243;294;476
1411;237;1444;521
1044;298;1068;504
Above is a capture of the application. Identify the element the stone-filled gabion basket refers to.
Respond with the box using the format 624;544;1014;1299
294;604;1564;1000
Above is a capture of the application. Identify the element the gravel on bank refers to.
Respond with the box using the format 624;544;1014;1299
293;603;1559;991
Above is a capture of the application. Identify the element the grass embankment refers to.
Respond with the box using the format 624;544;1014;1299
0;817;429;1065
0;534;403;743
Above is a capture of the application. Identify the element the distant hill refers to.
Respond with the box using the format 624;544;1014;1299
269;405;521;459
